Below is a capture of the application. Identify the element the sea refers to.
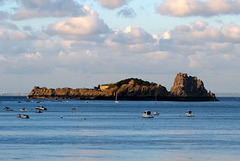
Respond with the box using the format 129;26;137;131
0;96;240;161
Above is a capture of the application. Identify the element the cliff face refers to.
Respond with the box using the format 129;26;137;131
170;73;217;101
28;73;218;101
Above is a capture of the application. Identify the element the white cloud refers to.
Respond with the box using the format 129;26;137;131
0;28;28;40
158;0;240;17
221;24;240;42
96;0;129;9
48;7;110;40
123;26;156;44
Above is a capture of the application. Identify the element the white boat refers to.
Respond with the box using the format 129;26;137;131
20;114;30;119
142;111;154;118
20;107;27;112
36;106;47;110
115;92;119;103
185;111;195;117
153;111;159;115
35;109;43;113
17;114;30;119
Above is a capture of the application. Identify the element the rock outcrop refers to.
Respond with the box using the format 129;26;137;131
170;73;217;101
27;73;218;101
27;78;170;100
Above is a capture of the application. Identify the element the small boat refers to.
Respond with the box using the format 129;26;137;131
185;111;195;117
142;111;154;118
153;111;159;115
20;114;30;119
20;107;27;112
36;106;47;110
17;114;30;119
115;92;119;103
35;109;43;113
3;107;14;111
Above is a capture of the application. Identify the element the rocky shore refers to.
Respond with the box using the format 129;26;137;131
27;73;218;101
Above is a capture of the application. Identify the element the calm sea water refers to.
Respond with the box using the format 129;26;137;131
0;97;240;161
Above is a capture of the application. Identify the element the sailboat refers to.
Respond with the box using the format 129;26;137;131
153;92;159;115
115;91;119;103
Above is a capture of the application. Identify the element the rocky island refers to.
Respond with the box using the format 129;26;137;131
27;73;218;101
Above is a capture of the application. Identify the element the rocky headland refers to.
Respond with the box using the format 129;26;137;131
27;73;218;101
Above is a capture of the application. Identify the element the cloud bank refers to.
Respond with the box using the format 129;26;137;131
158;0;240;17
12;0;87;20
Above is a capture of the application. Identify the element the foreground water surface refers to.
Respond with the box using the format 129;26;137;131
0;97;240;161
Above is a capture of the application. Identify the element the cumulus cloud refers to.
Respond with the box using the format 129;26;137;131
96;0;129;9
12;0;87;20
48;6;110;40
0;28;28;40
221;24;240;42
117;7;136;18
158;0;240;17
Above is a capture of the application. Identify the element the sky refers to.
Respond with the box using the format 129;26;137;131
0;0;240;94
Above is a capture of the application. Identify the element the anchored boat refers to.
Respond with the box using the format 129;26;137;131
142;111;154;118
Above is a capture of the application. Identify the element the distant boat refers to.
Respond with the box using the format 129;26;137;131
153;93;159;115
115;92;119;103
35;109;43;113
3;107;14;111
20;114;30;119
20;107;27;112
142;111;154;118
36;106;47;111
17;114;30;119
185;111;195;117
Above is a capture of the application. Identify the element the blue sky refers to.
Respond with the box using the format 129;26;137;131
0;0;240;94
